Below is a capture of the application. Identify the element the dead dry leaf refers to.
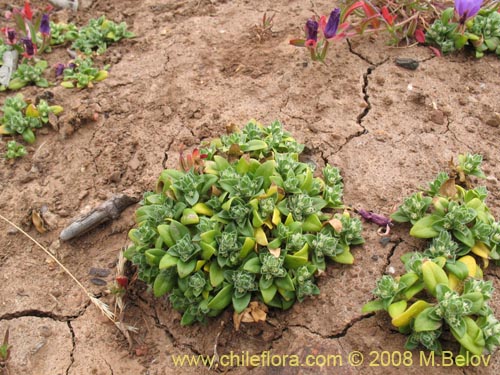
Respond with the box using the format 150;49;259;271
233;301;268;331
327;218;343;232
32;210;47;234
438;178;457;198
269;248;281;258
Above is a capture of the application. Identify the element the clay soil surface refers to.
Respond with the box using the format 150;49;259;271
1;0;500;374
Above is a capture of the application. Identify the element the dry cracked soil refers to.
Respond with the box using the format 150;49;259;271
1;0;500;374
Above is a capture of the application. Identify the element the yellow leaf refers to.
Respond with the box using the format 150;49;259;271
471;242;490;260
254;227;268;246
0;124;13;135
457;255;478;278
25;104;39;118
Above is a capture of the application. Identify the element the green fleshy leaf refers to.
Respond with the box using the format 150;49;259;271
274;273;295;291
232;293;251;313
177;259;197;278
261;284;278;304
209;262;224;287
413;307;443;332
410;215;441;238
153;270;176;297
361;299;385;313
159;253;178;270
207;284;233;310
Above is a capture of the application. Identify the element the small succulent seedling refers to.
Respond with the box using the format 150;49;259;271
71;15;134;55
125;120;364;325
0;93;63;143
49;21;78;46
0;328;11;374
4;140;26;159
364;154;500;356
60;57;108;88
252;12;275;42
6;60;49;90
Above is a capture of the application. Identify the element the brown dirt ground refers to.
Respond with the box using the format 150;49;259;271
1;0;500;374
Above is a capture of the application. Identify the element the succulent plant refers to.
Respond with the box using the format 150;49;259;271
125;120;364;325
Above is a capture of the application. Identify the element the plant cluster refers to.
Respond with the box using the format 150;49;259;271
1;0;51;60
49;21;78;46
60;57;108;89
0;1;133;91
426;2;500;57
363;154;500;356
125;121;364;325
1;3;134;159
71;15;134;55
7;60;48;90
0;93;63;144
290;1;432;62
4;140;26;159
291;1;500;61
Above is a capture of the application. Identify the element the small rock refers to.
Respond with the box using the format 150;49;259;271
89;267;111;278
395;57;419;70
7;228;18;235
90;278;107;286
373;129;388;142
486;175;498;184
430;109;445;125
485;112;500;127
49;240;61;253
128;153;141;170
109;171;121;183
39;326;52;338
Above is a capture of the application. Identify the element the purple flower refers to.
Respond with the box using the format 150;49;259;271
357;209;393;236
2;27;17;44
455;0;482;23
55;63;65;77
7;29;16;43
40;14;51;36
21;37;36;58
322;8;340;39
358;209;391;227
305;19;318;47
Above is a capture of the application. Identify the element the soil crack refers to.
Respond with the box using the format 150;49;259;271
383;238;404;274
103;358;114;375
138;296;201;356
0;301;91;322
346;39;376;65
442;118;473;152
336;41;390;154
286;313;375;341
66;321;76;375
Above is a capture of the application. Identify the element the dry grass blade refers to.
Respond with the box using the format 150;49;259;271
0;214;116;323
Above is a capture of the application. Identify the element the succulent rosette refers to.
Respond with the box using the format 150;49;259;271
125;120;364;325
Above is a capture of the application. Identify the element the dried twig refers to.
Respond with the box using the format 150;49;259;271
0;214;137;336
59;193;138;241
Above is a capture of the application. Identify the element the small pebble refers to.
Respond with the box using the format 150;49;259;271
395;58;419;70
39;326;52;338
89;268;111;278
90;278;107;286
